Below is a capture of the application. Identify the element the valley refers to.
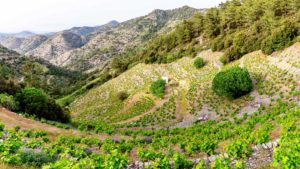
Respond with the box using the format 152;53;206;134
0;0;299;168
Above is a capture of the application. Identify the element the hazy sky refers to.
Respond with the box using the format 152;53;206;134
0;0;226;33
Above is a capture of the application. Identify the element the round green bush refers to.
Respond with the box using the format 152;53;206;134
212;67;253;99
194;57;205;69
150;80;166;98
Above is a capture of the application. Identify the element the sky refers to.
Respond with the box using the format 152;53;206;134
0;0;226;33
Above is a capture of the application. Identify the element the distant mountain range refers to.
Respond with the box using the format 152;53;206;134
0;6;200;72
0;31;36;38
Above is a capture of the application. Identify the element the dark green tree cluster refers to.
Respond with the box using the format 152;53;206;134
150;80;166;98
212;67;253;99
16;88;70;122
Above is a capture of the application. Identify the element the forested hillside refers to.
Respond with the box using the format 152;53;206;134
0;45;85;98
111;0;300;74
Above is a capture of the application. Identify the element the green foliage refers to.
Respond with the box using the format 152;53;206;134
108;0;300;69
0;77;22;96
104;149;128;169
150;79;166;98
252;122;274;144
194;160;206;169
273;110;300;169
261;21;298;55
16;87;69;122
0;94;18;111
172;152;193;169
194;57;205;69
211;157;231;169
212;67;253;99
148;157;171;169
226;140;251;159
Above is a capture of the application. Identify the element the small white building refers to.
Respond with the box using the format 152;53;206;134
162;76;169;83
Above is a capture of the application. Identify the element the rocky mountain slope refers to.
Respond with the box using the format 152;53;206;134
59;6;200;72
0;21;119;59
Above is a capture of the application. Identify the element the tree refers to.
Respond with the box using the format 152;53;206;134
212;67;253;99
150;79;166;98
16;88;69;122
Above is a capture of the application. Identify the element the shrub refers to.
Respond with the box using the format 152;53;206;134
173;152;193;169
211;157;231;169
0;93;18;111
16;88;70;122
194;57;205;69
118;91;129;101
150;79;166;98
212;67;253;99
226;140;251;159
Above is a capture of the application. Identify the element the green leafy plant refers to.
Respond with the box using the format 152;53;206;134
212;67;253;99
194;57;205;69
150;79;166;98
226;140;251;159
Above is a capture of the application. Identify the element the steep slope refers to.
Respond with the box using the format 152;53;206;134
54;6;200;71
0;45;85;97
26;32;85;62
0;36;24;50
0;21;119;63
70;43;300;128
18;35;48;53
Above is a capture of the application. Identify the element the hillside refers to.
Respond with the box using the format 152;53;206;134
70;42;300;127
0;21;118;60
56;6;200;71
0;45;85;97
0;0;299;168
0;43;298;169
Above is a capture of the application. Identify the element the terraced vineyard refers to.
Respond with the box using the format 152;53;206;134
0;44;299;168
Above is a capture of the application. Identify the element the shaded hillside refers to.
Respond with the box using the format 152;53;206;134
0;45;85;97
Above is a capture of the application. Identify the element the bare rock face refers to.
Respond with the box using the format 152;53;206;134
18;35;48;54
0;35;48;54
0;36;24;50
26;32;84;63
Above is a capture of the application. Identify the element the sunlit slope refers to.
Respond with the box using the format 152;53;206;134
70;43;300;128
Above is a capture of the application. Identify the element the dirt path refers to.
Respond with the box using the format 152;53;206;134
116;86;173;125
0;108;128;140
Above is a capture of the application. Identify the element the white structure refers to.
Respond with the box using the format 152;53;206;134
162;76;169;83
